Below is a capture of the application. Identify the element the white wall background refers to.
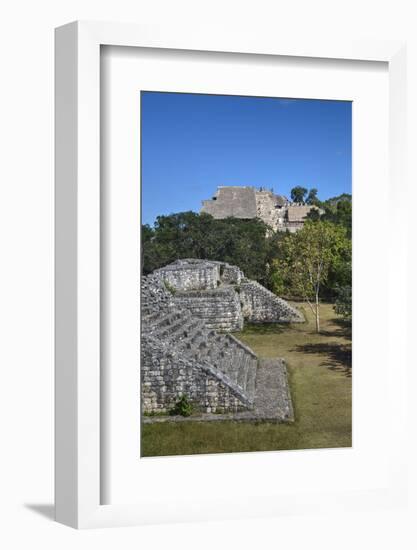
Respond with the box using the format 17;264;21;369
0;0;416;548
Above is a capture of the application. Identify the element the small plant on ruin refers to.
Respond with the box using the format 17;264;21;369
163;280;177;295
170;394;193;417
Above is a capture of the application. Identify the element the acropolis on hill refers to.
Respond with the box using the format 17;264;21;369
201;186;317;232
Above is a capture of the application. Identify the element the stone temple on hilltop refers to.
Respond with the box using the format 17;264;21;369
201;186;317;233
141;259;304;422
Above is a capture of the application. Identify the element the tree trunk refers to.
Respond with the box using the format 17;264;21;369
315;293;320;333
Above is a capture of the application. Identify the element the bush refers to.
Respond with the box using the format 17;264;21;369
334;285;352;320
170;394;193;417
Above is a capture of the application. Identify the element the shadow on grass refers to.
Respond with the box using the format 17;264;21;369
293;342;352;377
239;323;288;335
319;317;352;340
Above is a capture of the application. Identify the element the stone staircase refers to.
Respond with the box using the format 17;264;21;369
172;287;244;332
141;275;258;413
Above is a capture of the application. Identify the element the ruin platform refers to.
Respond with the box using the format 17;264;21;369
142;358;294;424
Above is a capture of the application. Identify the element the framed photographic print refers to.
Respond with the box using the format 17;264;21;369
55;21;408;528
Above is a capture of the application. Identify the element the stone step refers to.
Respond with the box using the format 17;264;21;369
215;350;235;378
148;310;183;331
205;334;244;384
190;330;206;346
142;296;165;304
141;311;163;325
224;355;240;384
179;319;204;341
227;347;243;383
236;350;250;389
243;358;257;403
154;317;192;340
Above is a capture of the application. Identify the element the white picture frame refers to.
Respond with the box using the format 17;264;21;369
55;21;407;529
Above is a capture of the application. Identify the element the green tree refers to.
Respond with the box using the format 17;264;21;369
306;207;321;222
306;188;319;205
290;186;308;203
141;212;270;283
272;220;350;332
334;285;352;320
321;194;352;237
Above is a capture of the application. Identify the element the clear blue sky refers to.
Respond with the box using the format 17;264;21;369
141;91;351;226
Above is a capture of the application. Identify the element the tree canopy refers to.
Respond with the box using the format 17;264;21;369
306;192;352;237
270;220;351;331
142;212;270;284
306;188;319;205
334;285;352;320
290;186;308;203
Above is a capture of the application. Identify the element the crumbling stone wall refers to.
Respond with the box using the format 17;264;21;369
221;264;244;285
201;186;317;232
142;335;250;414
154;259;220;291
239;280;304;323
255;190;285;231
201;186;257;219
141;272;258;415
172;287;244;332
153;259;304;331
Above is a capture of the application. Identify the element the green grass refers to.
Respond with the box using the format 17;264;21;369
141;303;352;457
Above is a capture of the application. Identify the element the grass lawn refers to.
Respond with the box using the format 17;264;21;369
141;303;352;457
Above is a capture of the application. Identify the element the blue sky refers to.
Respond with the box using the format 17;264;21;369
141;91;351;226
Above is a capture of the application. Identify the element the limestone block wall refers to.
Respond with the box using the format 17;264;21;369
142;335;251;414
201;186;257;219
239;280;304;323
255;190;280;231
146;259;304;332
141;270;258;415
154;260;220;291
141;274;173;316
221;264;244;285
172;287;244;332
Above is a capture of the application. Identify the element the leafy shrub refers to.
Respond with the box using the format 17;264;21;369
170;394;193;417
334;285;352;320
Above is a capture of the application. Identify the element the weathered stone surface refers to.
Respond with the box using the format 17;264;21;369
143;358;294;424
239;280;304;324
154;259;220;291
201;186;257;219
141;259;301;420
154;258;303;331
172;287;244;332
141;274;257;415
201;185;319;232
221;263;243;285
